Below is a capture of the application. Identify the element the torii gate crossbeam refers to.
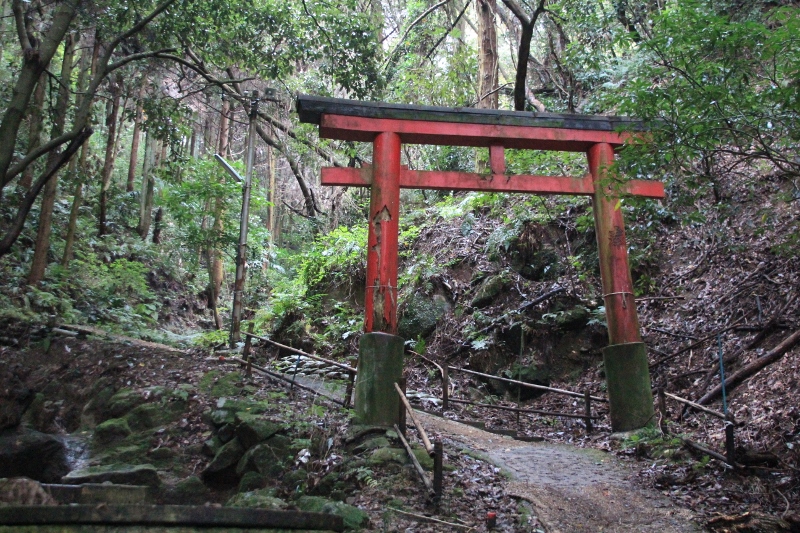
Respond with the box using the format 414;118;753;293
298;95;663;432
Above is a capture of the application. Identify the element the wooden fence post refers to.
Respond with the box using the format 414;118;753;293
725;413;736;467
344;370;355;409
441;366;449;412
584;389;593;433
398;377;407;436
433;439;443;506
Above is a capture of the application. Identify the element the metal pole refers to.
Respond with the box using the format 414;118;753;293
230;91;258;347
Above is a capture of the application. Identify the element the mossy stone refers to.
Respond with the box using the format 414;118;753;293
226;489;287;510
295;495;369;531
172;475;209;504
201;438;245;487
471;275;506;308
235;415;284;449
352;436;390;454
106;389;145;418
398;293;449;340
367;447;406;466
125;403;176;431
93;417;132;446
555;306;590;330
236;437;291;478
411;445;434;471
238;471;267;492
62;463;160;487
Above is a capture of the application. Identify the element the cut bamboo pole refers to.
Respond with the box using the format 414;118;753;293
394;424;433;493
395;382;434;455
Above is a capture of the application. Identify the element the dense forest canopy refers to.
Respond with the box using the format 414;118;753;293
0;0;796;339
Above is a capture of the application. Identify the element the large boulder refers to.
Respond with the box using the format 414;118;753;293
398;293;449;341
0;428;69;483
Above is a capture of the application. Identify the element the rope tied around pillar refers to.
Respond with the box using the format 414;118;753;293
603;291;634;309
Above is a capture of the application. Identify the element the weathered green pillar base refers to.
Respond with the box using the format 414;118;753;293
603;342;655;432
355;332;405;426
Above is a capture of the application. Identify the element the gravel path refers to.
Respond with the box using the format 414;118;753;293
416;411;702;533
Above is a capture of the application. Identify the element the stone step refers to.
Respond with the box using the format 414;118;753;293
42;483;151;505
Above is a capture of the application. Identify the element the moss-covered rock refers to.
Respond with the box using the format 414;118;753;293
411;445;434;471
471;275;506;308
62;463;160;487
93;417;132;446
171;475;209;504
235;415;284;449
238;471;267;492
226;489;287;510
106;389;145;418
199;370;243;398
125;403;178;431
367;447;406;466
398;293;449;340
555;306;590;330
201;438;245;487
235;436;292;478
295;495;369;531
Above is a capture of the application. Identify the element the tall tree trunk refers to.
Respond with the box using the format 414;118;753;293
28;33;76;284
207;97;231;331
97;75;122;236
151;207;163;244
61;35;94;267
500;0;546;111
477;0;499;110
20;73;46;189
137;133;157;238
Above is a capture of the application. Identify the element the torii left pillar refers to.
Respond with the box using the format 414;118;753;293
354;132;405;426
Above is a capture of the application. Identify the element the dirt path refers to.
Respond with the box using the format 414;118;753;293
417;411;701;533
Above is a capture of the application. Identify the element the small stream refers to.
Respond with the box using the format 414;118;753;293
61;432;91;473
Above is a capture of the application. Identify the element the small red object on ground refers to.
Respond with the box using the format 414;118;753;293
486;511;497;529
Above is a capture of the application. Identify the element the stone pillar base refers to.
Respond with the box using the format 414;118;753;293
354;332;405;426
603;342;655;431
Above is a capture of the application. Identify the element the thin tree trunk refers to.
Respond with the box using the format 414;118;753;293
20;73;46;189
137;133;156;238
60;36;94;268
207;97;231;331
151;207;163;244
126;85;145;192
28;33;76;284
97;75;122;236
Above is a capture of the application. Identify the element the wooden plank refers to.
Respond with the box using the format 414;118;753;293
0;504;344;531
319;114;633;151
321;166;665;199
297;94;648;132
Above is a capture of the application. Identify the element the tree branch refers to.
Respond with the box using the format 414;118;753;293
382;0;453;70
0;127;93;258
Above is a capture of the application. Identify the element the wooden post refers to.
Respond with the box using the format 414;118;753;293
344;370;355;408
230;91;258;347
584;389;593;433
725;413;736;467
658;387;667;419
441;366;449;412
398;377;407;436
433;439;443;505
364;131;401;334
243;323;255;378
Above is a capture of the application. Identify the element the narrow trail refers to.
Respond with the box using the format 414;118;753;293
416;411;701;533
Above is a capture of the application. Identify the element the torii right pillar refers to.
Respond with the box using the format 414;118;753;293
589;143;655;431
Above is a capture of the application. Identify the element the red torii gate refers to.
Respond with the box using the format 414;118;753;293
297;95;664;431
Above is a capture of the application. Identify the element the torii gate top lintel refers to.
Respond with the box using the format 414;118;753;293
297;94;661;431
297;94;648;151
